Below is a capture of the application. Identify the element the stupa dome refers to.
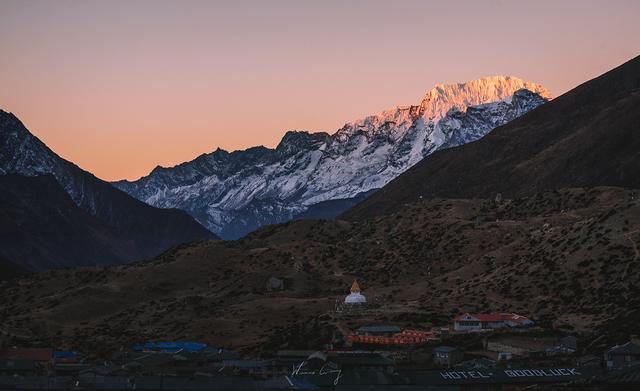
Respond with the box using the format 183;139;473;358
344;280;367;304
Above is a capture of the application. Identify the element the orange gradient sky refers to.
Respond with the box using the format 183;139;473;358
1;0;639;181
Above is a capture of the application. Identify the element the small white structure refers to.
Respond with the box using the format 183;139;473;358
344;280;367;304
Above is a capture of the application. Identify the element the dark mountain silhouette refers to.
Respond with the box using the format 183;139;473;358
342;55;640;220
0;111;216;271
0;174;129;271
0;255;28;281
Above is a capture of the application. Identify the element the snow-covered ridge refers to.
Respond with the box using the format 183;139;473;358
114;76;551;239
339;76;550;140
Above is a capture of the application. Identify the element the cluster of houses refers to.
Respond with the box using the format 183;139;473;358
0;348;84;377
453;312;534;331
1;281;639;389
1;338;639;390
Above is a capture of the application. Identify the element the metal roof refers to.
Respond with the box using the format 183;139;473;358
135;342;209;353
357;325;402;333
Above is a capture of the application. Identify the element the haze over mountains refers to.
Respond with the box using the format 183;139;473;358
0;111;216;271
114;76;550;239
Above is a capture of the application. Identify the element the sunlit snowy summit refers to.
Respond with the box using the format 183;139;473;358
114;76;551;238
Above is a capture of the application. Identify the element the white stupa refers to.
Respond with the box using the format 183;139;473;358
344;280;367;304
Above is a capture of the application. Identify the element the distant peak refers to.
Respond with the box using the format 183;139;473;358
419;75;551;120
425;75;551;98
150;165;167;175
339;75;550;137
276;130;330;153
213;147;228;154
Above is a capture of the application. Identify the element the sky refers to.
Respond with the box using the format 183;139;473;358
1;0;639;181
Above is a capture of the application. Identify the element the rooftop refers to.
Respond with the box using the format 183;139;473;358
608;342;640;355
0;348;53;362
454;312;532;323
433;346;458;353
357;325;402;334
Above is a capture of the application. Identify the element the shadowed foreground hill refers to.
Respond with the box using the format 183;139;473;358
0;111;217;271
1;187;638;356
342;55;640;221
0;256;28;281
0;175;134;271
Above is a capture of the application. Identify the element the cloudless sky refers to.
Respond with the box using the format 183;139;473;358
1;0;639;180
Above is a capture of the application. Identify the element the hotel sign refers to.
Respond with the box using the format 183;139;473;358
437;368;585;384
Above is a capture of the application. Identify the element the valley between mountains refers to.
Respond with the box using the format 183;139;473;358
1;187;639;356
1;55;639;362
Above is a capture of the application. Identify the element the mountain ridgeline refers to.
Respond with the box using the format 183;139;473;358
0;111;216;271
1;56;640;354
343;55;640;220
114;76;550;239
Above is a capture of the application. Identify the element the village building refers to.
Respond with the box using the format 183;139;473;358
349;325;439;346
546;336;578;356
433;346;464;368
131;341;209;354
575;354;602;369
455;357;497;370
331;351;395;373
220;359;267;376
356;325;402;336
293;350;396;377
453;312;534;331
485;335;559;358
52;351;89;376
0;359;39;376
0;347;53;376
344;280;367;304
605;341;640;369
601;363;640;389
53;351;79;363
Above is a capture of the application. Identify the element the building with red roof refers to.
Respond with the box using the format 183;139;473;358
0;347;53;362
453;313;533;332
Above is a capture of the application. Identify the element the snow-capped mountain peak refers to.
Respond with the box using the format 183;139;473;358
419;75;550;121
114;76;551;239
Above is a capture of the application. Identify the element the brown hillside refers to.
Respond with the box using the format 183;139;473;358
0;187;638;356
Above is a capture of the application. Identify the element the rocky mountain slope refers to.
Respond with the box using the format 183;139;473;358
0;111;216;271
0;187;638;356
0;174;133;271
343;55;640;221
114;77;550;239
